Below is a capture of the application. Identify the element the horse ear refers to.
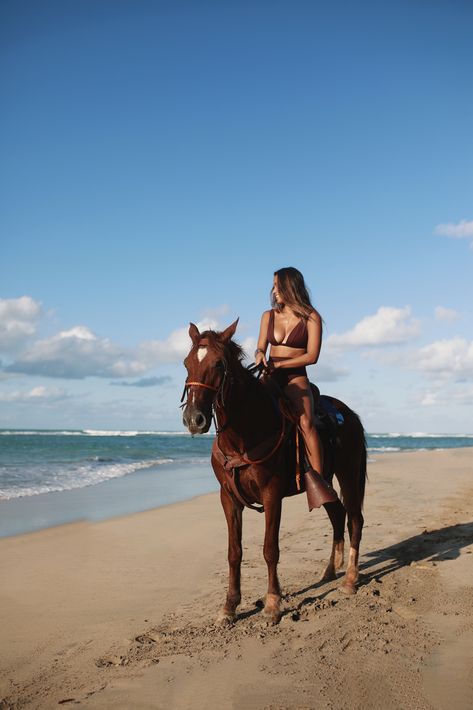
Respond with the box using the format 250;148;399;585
220;318;239;342
189;322;200;345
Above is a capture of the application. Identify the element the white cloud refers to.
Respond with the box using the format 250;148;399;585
0;386;68;403
240;336;256;362
450;387;473;405
434;219;473;240
58;326;96;341
327;307;420;350
110;376;172;387
138;317;220;366
312;362;349;382
416;338;473;381
434;306;460;322
5;325;146;379
0;296;42;352
419;391;439;407
3;314;232;379
412;383;473;408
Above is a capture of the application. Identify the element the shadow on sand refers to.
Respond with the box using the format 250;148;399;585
361;520;473;579
285;521;473;614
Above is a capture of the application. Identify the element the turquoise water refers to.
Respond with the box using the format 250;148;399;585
0;429;212;499
367;432;473;453
1;429;473;501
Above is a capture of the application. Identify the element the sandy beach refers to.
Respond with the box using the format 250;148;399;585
1;448;472;709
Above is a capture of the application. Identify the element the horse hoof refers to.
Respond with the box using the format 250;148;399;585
216;610;235;626
263;593;281;624
262;608;282;625
340;583;357;596
263;611;281;625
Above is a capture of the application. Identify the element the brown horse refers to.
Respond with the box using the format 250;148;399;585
182;319;366;624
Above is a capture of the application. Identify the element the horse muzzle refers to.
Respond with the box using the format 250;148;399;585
182;405;211;435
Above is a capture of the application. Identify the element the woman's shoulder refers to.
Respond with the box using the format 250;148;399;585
261;309;272;320
307;309;321;325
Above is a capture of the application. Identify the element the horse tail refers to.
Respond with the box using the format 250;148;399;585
359;428;368;510
347;409;368;510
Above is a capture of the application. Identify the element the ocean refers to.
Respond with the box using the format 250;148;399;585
0;429;213;500
1;429;473;501
1;430;472;536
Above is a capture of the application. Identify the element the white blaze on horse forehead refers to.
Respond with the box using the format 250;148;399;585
197;346;208;362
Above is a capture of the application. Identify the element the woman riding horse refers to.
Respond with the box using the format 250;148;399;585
255;266;337;507
182;317;367;623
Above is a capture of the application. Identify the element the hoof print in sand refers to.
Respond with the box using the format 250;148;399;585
135;633;159;645
58;700;80;706
95;654;129;668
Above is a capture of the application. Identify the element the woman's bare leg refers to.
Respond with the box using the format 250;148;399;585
285;376;323;473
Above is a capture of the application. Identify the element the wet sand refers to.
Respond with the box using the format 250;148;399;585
0;461;217;538
1;448;472;709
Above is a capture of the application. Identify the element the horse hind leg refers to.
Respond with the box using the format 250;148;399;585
320;499;346;581
338;468;365;594
340;507;364;594
322;408;366;594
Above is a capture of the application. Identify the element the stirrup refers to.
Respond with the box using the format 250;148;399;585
304;469;338;511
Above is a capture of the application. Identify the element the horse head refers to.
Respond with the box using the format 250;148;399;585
182;318;239;435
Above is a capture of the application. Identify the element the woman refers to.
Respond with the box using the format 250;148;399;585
254;267;338;508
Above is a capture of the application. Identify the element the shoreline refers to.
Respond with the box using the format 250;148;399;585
1;448;472;709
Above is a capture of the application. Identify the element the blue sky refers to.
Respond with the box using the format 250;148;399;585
1;0;472;432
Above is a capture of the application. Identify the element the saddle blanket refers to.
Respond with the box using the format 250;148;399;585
318;395;344;426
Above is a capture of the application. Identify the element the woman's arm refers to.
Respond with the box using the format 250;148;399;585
273;312;322;369
255;310;270;366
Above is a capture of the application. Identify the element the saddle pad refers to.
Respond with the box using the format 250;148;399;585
319;395;344;425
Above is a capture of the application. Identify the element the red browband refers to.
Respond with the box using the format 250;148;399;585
185;381;219;392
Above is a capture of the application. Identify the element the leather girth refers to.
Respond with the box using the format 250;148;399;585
223;467;264;513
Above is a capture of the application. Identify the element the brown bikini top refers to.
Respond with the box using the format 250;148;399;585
267;309;308;349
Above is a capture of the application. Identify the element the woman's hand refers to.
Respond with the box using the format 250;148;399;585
254;349;268;368
255;312;270;370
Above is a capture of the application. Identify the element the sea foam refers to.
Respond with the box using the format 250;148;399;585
0;458;174;500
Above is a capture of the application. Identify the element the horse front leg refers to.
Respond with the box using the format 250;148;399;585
262;492;282;624
217;486;243;625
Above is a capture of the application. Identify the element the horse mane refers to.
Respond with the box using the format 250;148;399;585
198;330;260;388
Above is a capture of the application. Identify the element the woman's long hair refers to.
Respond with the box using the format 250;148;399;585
271;267;323;326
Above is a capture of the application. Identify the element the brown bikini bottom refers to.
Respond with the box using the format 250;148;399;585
268;357;307;389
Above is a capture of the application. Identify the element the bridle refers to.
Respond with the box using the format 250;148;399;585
182;381;219;394
180;354;232;433
180;344;265;412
